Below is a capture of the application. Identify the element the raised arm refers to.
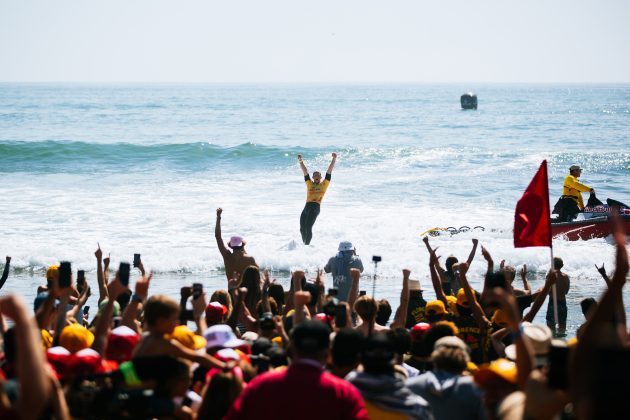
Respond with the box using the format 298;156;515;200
466;238;479;266
390;269;410;329
423;237;447;304
520;264;531;294
297;154;309;176
215;208;230;258
0;256;11;290
523;270;555;323
95;244;108;304
326;152;337;175
0;295;52;419
458;262;490;327
595;263;611;286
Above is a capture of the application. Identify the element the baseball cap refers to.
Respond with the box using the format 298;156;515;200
99;299;121;317
106;326;140;363
491;309;510;328
228;236;245;248
569;165;582;171
456;288;475;308
168;325;207;351
59;323;95;353
46;264;60;280
338;241;354;252
411;322;431;342
474;358;518;385
205;302;228;324
203;324;246;350
425;300;447;317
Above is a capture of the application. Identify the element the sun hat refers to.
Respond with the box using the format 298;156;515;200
504;322;552;366
434;335;469;352
59;323;95;353
203;324;246;350
228;236;245;248
338;241;354;252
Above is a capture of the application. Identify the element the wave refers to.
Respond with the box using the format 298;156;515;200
1;140;628;175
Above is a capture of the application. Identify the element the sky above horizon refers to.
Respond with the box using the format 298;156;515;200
1;0;629;83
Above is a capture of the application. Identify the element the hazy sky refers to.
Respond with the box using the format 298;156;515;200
1;0;629;83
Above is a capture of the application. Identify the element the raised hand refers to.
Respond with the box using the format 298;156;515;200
136;273;152;301
5;256;11;264
595;263;606;277
520;264;527;280
331;152;337;159
107;278;129;300
402;269;411;279
103;254;111;271
95;243;102;260
472;238;478;246
297;154;303;161
216;208;223;218
294;291;311;307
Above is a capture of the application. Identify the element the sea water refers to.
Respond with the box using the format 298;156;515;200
1;83;629;335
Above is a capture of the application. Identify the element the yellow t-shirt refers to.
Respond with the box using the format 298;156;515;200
562;175;591;209
305;174;331;204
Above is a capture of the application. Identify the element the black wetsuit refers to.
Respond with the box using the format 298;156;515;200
300;173;331;245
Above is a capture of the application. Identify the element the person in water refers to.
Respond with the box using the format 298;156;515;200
324;241;364;301
553;164;594;222
297;152;337;245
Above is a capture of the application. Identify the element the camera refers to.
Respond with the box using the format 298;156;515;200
260;312;275;330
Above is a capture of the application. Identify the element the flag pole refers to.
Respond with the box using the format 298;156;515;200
549;247;559;333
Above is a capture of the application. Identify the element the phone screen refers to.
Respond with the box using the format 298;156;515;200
328;288;338;297
59;262;72;288
77;270;85;284
119;262;131;286
133;253;141;268
192;283;203;299
359;290;367;296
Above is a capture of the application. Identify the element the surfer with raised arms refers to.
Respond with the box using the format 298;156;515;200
297;152;337;245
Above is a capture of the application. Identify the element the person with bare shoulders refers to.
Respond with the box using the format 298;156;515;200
215;208;258;282
297;152;337;245
546;257;570;336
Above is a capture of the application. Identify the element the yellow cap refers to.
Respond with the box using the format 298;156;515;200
46;264;60;281
474;358;518;385
59;323;95;353
167;325;206;350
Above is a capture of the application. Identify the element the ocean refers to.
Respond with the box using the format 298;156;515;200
1;83;629;335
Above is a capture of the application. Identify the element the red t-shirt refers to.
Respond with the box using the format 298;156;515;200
225;359;369;420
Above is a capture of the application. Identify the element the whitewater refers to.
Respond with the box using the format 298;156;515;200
1;83;629;334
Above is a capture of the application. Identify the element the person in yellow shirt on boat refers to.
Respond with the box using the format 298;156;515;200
297;152;336;245
553;164;595;222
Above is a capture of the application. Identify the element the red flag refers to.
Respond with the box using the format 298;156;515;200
514;160;552;248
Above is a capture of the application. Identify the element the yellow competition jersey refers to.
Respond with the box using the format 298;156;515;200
562;175;591;209
305;174;331;203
